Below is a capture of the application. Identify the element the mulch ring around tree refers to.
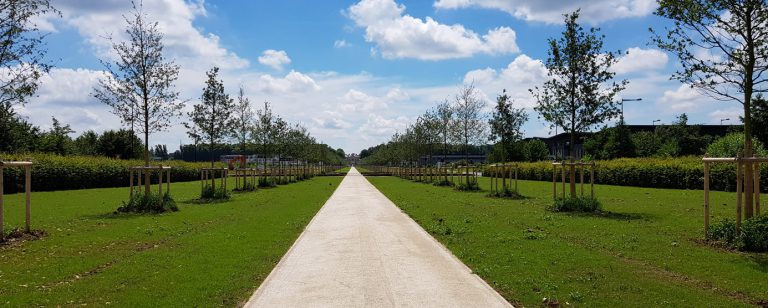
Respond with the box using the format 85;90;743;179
0;228;47;246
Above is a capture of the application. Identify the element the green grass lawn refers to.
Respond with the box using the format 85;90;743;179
353;166;371;173
368;176;768;307
334;166;351;173
0;176;342;306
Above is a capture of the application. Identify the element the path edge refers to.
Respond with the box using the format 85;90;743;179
243;169;352;307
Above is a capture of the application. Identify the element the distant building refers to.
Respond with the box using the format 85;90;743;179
346;153;360;165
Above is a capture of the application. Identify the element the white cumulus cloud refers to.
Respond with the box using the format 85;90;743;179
613;47;669;75
434;0;657;24
347;0;519;60
258;49;292;71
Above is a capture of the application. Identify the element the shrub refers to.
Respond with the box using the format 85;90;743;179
233;182;256;192
523;139;549;162
455;181;480;191
487;188;523;199
740;215;768;252
706;133;768;158
549;196;601;212
706;219;739;247
117;193;177;213
258;177;276;188
200;185;230;200
707;215;768;252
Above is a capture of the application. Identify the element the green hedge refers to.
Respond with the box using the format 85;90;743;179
1;153;216;193
487;157;768;192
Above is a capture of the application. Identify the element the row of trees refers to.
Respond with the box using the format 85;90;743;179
364;1;767;208
359;84;550;167
0;1;344;168
182;67;345;167
0;108;145;159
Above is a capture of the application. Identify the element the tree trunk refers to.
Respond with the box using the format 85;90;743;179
210;139;215;168
743;15;756;218
144;111;150;195
744;83;754;219
569;131;577;197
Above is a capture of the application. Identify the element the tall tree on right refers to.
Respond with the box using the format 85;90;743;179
652;0;768;218
531;10;627;197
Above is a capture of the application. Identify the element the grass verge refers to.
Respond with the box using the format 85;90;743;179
368;176;768;307
0;176;342;306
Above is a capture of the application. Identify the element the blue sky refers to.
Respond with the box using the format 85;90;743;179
21;0;742;153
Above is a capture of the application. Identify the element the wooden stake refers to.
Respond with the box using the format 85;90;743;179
704;162;710;235
25;166;31;233
167;170;171;194
1;166;4;241
737;161;743;231
561;164;566;199
514;165;518;194
590;164;595;199
754;163;760;216
552;165;556;200
580;165;584;196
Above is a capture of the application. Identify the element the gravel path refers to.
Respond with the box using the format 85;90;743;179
245;167;511;307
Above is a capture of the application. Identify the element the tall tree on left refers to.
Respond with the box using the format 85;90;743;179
0;0;58;111
93;1;183;193
0;0;58;153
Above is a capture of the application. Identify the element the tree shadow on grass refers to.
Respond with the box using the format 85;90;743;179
485;192;531;200
85;212;161;220
565;211;656;222
747;254;768;273
181;198;230;205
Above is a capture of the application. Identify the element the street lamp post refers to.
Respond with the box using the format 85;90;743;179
653;119;661;127
620;98;642;121
720;118;730;125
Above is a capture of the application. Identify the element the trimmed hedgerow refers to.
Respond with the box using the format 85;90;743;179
485;157;767;192
1;153;216;193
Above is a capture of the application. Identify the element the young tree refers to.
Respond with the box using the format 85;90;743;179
0;103;40;152
531;10;627;197
253;102;280;183
93;1;183;175
488;89;528;162
97;129;143;159
74;130;99;156
435;100;454;164
184;67;235;167
452;84;487;186
231;86;253;153
38;117;74;155
0;0;58;110
652;0;768;218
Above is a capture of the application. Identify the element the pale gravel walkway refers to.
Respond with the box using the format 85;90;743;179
245;167;512;308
